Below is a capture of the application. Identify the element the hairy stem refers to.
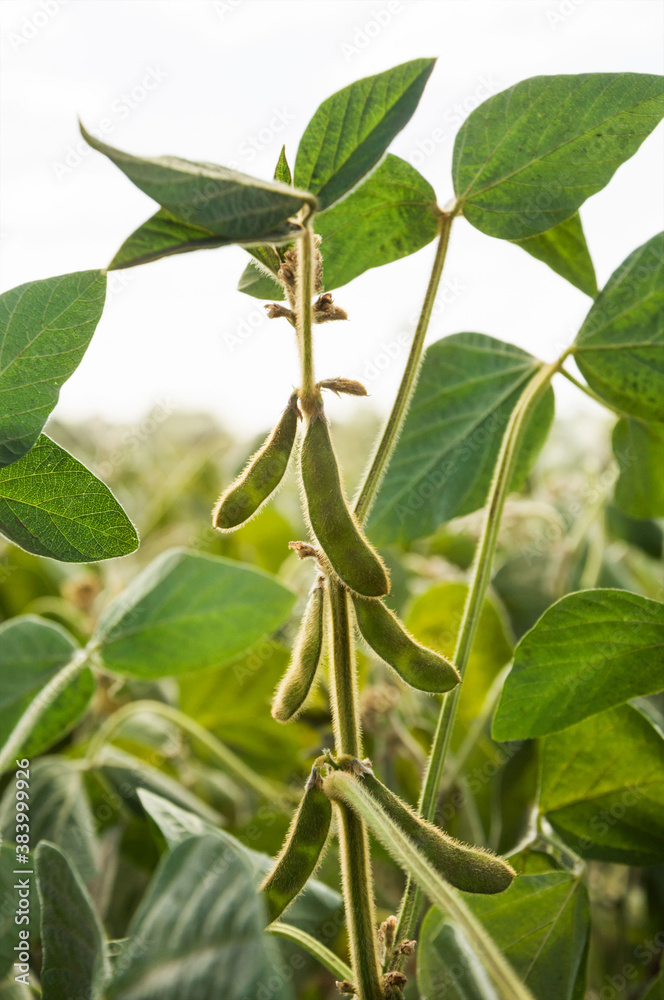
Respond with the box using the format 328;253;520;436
354;212;454;523
267;922;354;982
328;580;361;757
0;646;94;774
392;354;567;960
297;222;317;416
328;580;383;999
86;699;290;807
327;771;536;1000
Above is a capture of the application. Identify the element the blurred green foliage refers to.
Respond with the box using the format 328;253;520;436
1;406;662;998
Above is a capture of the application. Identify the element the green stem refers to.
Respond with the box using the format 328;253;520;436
440;664;512;799
559;365;626;415
267;922;354;982
392;354;567;959
87;699;290;807
0;646;94;774
327;771;536;1000
297;222;317;416
354;212;454;524
328;580;383;1000
328;580;361;758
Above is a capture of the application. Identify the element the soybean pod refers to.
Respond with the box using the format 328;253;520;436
213;393;300;531
272;583;325;723
301;409;389;597
260;765;332;923
355;766;514;895
352;594;460;694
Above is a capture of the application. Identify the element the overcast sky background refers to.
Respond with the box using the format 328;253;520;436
1;0;663;438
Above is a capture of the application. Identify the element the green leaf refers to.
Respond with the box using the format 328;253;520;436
0;757;100;880
108;208;302;271
237;260;284;299
511;213;597;297
107;833;293;1000
273;145;292;185
179;642;312;780
407;581;515;835
294;58;435;210
81;123;315;238
493;590;664;740
315;153;439;290
95;547;295;677
406;582;513;740
0;980;34;999
0;270;106;467
238;255;286;300
418;871;589;1000
137;788;218;847
0;615;93;762
238;154;440;299
539;703;664;864
137;790;342;929
574;231;664;421
642;973;664;1000
605;503;663;560
613;418;664;518
417;916;498;1000
368;333;554;544
96;745;221;825
0;435;138;562
453;73;664;239
36;842;108;1000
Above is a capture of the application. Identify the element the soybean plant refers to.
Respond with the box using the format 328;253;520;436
0;57;663;1000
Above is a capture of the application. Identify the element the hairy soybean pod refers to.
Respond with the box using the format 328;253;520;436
213;393;300;531
359;769;515;895
301;412;389;597
272;584;325;723
260;766;332;923
352;595;460;694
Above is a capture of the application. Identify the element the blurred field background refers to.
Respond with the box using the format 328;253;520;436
2;405;662;998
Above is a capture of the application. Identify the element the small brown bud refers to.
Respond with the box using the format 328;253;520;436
380;914;398;952
288;541;320;560
313;293;348;323
265;303;295;325
398;940;417;956
385;972;407;987
318;378;368;397
336;981;357;995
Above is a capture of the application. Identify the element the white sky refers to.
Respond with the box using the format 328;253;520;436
1;0;663;437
